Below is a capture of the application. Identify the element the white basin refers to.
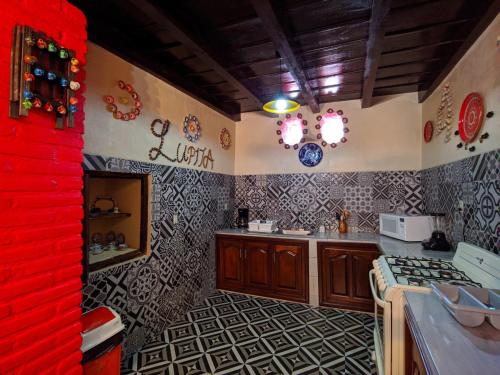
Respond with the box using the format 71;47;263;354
282;229;311;236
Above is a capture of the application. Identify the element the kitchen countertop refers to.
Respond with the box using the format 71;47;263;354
404;291;500;375
216;229;454;259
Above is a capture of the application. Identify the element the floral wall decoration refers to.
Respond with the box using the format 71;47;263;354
149;118;214;170
102;80;142;121
315;108;349;148
435;82;453;143
276;113;308;149
219;128;231;150
183;114;201;142
9;25;82;129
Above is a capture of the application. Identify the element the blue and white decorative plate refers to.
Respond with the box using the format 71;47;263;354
298;143;323;167
183;114;201;143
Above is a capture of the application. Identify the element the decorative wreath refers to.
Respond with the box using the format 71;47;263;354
183;114;201;142
219;128;231;150
103;80;142;121
315;108;349;148
276;113;308;150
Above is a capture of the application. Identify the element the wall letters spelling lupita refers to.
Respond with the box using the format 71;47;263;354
148;118;215;170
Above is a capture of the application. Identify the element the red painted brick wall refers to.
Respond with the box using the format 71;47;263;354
0;1;86;374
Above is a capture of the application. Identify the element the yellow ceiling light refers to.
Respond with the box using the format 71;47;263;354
263;97;300;114
262;57;300;114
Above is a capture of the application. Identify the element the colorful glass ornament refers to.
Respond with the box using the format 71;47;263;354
33;98;42;108
24;35;34;46
23;55;37;65
69;104;78;113
104;80;142;122
125;84;133;93
183;114;201;142
23;72;34;82
44;102;54;112
122;113;130;121
59;48;69;59
70;57;79;66
56;105;67;115
60;78;69;87
70;65;79;73
47;71;56;80
69;81;80;91
47;42;57;52
106;104;117;113
22;99;33;110
33;67;45;77
23;90;34;99
69;97;78;105
113;111;123;119
129;113;136;120
36;38;47;49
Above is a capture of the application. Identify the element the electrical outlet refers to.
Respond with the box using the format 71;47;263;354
173;214;178;224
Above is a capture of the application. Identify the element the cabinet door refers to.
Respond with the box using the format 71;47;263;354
217;238;244;290
244;240;272;291
318;242;380;312
273;243;308;302
320;248;352;307
352;250;379;304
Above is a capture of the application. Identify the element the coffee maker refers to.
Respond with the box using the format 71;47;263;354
422;213;451;251
237;208;249;229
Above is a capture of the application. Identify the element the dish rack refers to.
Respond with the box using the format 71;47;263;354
248;220;278;233
431;283;500;329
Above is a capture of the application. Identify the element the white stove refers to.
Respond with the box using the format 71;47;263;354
370;242;500;375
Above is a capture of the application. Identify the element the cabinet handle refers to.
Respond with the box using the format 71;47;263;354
245;249;247;259
239;248;242;259
287;251;297;257
259;248;266;254
273;251;276;263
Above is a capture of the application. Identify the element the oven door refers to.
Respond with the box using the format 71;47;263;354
369;269;391;375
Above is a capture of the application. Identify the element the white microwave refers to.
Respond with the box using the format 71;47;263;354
379;213;433;242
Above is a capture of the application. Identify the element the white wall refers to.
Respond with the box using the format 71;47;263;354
83;43;236;175
234;93;422;175
421;14;500;169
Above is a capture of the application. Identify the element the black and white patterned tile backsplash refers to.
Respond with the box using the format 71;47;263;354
234;170;424;233
82;154;234;357
421;149;499;253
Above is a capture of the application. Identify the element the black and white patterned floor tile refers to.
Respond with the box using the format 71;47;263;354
122;291;377;375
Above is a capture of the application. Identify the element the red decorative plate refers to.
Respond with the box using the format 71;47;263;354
458;93;484;143
423;121;433;143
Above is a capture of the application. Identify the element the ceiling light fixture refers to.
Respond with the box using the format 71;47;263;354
263;57;300;114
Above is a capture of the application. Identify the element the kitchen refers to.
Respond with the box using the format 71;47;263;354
0;0;499;374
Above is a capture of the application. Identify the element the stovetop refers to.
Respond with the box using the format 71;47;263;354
384;255;482;288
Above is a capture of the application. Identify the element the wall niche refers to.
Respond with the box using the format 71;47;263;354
83;170;151;274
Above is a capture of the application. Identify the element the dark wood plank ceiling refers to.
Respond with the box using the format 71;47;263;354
70;0;499;120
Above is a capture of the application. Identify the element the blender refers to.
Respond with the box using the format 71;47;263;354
422;213;451;251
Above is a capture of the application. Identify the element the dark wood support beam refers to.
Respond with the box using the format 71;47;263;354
123;0;264;109
361;0;392;108
418;0;500;102
250;0;320;113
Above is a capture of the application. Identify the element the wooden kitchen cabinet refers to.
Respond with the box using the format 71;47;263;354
217;237;244;290
216;235;308;303
318;242;380;312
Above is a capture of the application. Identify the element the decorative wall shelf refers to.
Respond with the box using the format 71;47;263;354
83;170;151;274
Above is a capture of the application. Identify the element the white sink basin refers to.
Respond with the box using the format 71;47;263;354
282;229;311;236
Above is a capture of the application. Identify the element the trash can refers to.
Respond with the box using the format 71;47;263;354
81;307;125;375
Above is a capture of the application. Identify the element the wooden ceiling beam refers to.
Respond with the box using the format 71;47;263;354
361;0;392;108
419;0;500;102
250;0;320;113
123;0;264;108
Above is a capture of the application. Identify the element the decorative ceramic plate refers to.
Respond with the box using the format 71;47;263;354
219;128;231;149
298;143;323;167
423;121;433;143
458;93;484;143
183;114;201;142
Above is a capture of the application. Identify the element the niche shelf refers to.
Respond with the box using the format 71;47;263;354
83;170;151;275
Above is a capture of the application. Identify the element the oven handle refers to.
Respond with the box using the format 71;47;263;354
369;269;388;308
